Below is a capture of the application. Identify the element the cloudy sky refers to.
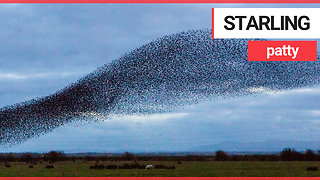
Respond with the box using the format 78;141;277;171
0;4;320;153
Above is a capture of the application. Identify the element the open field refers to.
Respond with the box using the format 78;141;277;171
1;161;320;177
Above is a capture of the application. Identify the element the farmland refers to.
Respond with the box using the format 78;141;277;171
1;161;320;177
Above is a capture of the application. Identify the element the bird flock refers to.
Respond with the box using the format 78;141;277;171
0;29;319;146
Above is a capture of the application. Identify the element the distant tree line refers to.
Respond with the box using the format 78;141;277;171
214;148;320;161
1;149;320;162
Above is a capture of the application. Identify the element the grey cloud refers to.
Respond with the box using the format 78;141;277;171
0;4;213;108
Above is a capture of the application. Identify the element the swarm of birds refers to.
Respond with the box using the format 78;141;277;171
0;29;319;145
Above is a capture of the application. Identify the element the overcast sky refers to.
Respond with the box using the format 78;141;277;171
0;4;320;153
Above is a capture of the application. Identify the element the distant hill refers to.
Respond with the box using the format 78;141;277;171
192;140;320;152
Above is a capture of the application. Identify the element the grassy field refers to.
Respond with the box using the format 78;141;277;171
1;161;320;177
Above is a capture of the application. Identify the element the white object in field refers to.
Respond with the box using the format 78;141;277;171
145;165;153;169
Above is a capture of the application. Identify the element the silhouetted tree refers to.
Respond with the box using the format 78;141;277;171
215;150;228;161
5;154;15;162
123;152;135;161
305;149;316;161
21;153;33;163
43;151;65;162
317;150;320;161
280;148;303;161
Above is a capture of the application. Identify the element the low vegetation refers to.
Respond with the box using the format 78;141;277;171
0;149;320;176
